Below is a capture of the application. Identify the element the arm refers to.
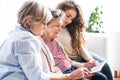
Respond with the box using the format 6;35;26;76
71;47;98;68
50;67;92;80
80;47;93;61
71;58;98;69
71;60;85;68
15;37;50;80
81;47;98;67
50;74;70;80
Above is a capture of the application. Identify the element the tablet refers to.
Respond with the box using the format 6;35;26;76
89;62;105;73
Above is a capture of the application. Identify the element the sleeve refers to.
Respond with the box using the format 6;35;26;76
71;47;94;68
80;47;93;61
71;60;85;68
14;37;50;80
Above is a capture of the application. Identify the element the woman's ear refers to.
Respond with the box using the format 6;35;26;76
26;16;33;26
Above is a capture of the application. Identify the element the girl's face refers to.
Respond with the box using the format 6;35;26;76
62;9;77;27
46;19;62;40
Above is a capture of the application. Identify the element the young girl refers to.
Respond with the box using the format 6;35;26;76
56;0;113;80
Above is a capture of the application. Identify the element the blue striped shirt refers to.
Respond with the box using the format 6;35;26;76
0;25;50;80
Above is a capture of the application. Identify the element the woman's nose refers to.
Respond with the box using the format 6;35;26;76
66;18;72;24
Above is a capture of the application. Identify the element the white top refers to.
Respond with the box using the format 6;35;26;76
56;28;93;61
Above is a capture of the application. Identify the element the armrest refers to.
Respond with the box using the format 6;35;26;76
85;33;107;59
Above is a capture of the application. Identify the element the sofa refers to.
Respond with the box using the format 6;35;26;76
85;33;107;60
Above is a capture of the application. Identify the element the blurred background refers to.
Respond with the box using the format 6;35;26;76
0;0;120;78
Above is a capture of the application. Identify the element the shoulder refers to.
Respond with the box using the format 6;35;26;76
56;28;71;43
10;25;39;42
8;25;41;48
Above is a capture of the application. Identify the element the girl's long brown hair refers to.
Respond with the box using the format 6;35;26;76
56;0;85;55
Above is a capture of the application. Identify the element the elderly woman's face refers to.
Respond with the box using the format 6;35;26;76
62;9;77;27
46;19;62;39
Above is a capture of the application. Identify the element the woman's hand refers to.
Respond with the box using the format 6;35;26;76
68;67;94;80
84;60;98;68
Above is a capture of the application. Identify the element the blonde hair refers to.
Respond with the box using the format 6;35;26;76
17;0;52;29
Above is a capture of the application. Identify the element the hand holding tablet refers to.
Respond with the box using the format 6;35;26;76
88;62;105;73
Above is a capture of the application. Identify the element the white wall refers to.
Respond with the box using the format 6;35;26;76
85;33;107;60
107;32;120;70
104;0;120;32
0;0;103;45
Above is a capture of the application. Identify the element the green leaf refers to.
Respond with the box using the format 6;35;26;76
86;6;104;33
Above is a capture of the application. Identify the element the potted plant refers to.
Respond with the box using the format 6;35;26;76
86;6;104;33
85;6;107;59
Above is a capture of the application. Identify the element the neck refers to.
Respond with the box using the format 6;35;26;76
41;31;53;41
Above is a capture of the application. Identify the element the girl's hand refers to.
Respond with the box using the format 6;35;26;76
84;60;98;68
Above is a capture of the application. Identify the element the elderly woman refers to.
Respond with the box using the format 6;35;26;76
39;7;107;80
